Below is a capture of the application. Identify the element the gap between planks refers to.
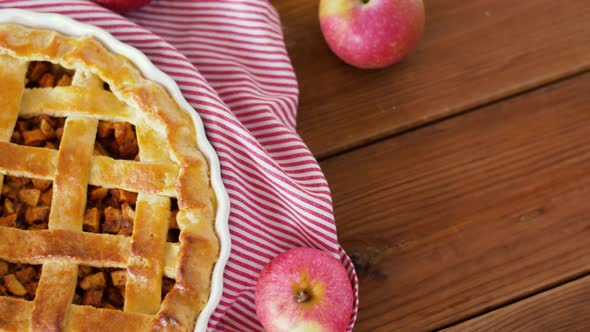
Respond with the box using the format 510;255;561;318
318;68;590;163
439;270;590;331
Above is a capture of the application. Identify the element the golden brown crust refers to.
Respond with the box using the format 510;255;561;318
0;228;131;266
32;263;77;332
88;157;179;196
0;142;57;179
20;86;134;122
0;142;179;196
0;23;219;331
125;194;170;314
0;297;32;331
67;305;152;331
0;55;26;141
48;117;97;231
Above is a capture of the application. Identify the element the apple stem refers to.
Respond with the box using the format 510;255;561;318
293;290;311;303
361;0;370;4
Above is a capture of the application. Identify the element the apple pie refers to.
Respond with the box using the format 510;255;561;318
0;23;219;331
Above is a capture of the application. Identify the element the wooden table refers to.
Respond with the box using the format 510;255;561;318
274;0;590;330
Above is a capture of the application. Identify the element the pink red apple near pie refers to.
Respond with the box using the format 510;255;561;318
319;0;425;69
256;247;354;332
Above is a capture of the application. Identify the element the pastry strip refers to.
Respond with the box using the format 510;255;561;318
20;86;135;123
0;297;32;331
32;262;77;331
125;193;170;314
88;157;178;196
33;104;98;330
0;55;26;141
0;143;178;197
0;228;130;267
67;305;152;331
32;69;100;331
0;55;26;203
124;113;174;314
48;117;97;230
0;142;58;180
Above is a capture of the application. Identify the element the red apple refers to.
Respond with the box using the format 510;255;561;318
319;0;425;69
256;247;354;332
94;0;151;13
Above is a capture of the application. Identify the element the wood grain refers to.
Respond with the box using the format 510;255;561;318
319;73;590;331
275;0;590;158
445;275;590;331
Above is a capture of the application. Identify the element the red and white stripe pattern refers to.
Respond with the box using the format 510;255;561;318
0;0;359;330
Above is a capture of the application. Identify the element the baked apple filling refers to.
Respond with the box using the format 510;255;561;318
0;260;41;301
84;186;137;236
74;266;126;310
10;115;65;149
0;176;53;230
13;61;71;149
94;121;139;161
25;61;73;89
73;266;175;310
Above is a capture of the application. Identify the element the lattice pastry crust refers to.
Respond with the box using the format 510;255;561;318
0;23;218;331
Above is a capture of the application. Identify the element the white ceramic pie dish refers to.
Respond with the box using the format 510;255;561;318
0;9;231;332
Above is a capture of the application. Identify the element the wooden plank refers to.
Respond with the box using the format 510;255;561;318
319;73;590;331
275;0;590;158
445;275;590;331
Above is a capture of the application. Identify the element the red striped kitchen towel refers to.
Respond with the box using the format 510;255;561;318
0;0;359;330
